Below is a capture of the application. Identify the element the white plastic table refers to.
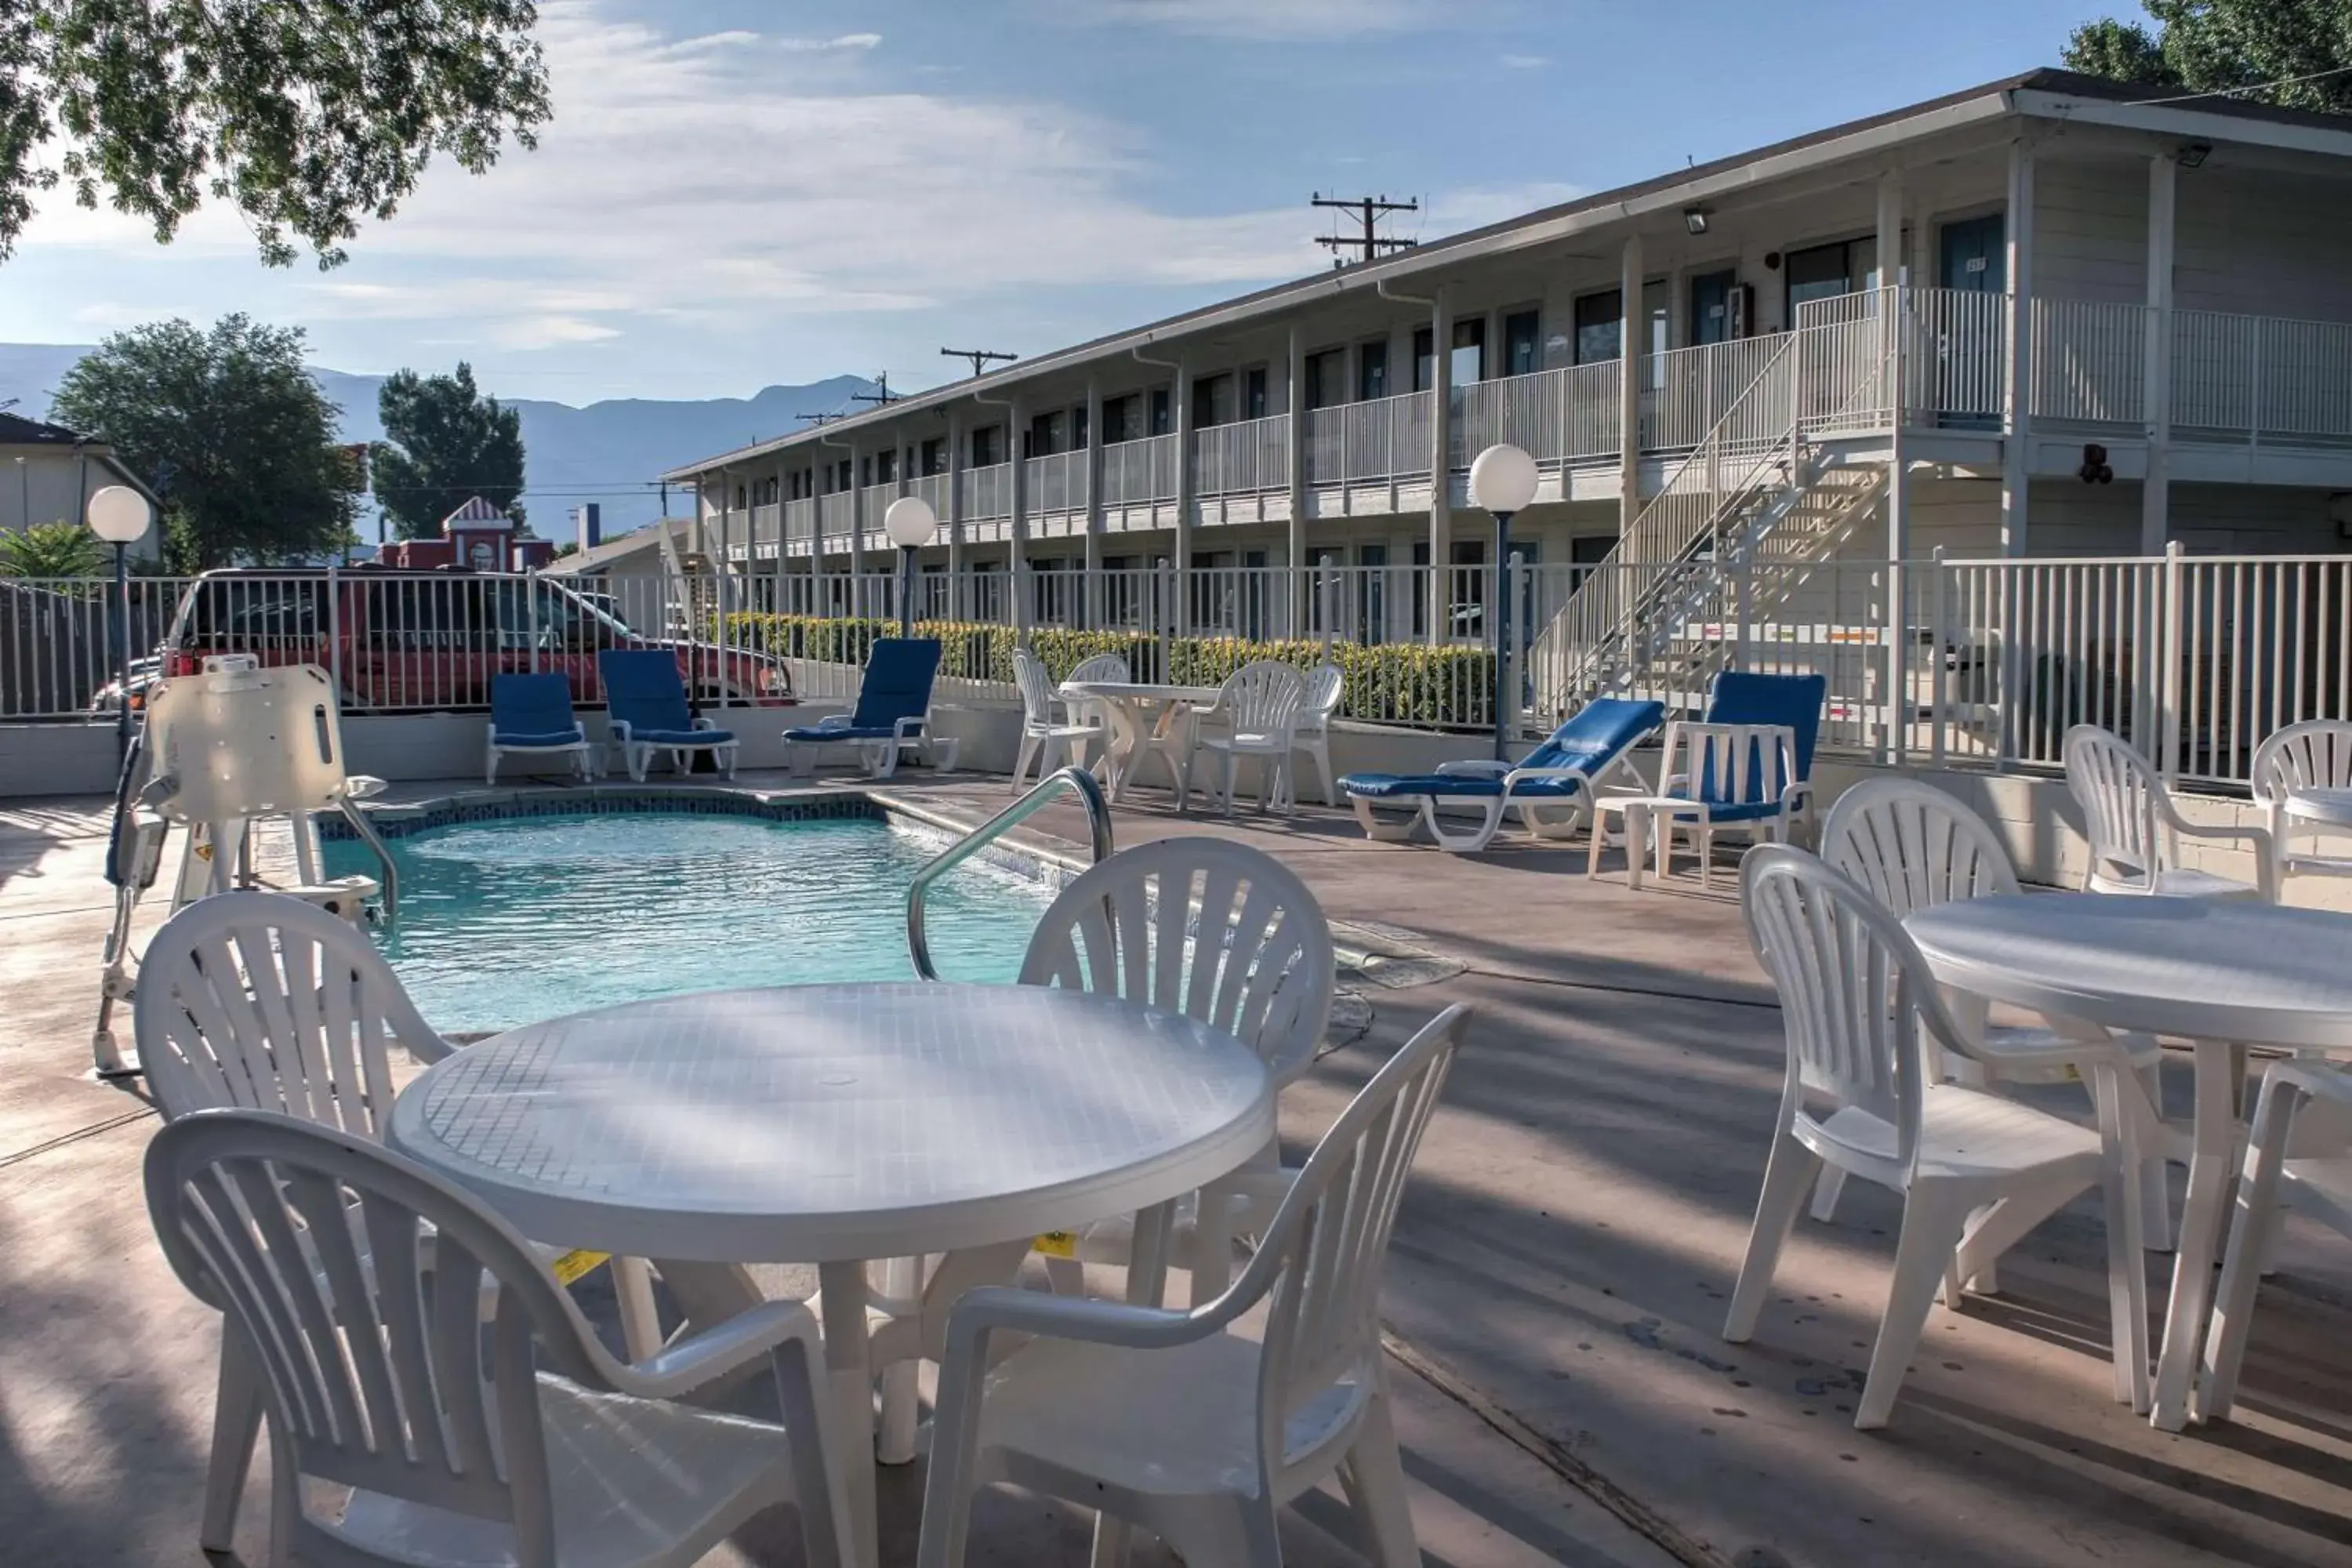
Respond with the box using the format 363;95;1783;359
388;981;1275;1568
1060;681;1224;807
2286;786;2352;831
1904;894;2352;1432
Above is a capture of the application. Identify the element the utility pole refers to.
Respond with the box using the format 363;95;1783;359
941;347;1017;379
851;373;902;408
796;412;846;426
1312;192;1420;269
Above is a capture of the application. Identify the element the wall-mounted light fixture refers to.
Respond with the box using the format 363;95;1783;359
1682;206;1711;236
2176;142;2211;169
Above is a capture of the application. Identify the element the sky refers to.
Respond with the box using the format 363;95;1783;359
0;0;2094;408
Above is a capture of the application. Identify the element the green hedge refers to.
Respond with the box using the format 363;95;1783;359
722;614;1496;728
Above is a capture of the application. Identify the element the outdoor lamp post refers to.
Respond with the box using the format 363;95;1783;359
85;485;153;762
1468;443;1538;760
884;495;938;639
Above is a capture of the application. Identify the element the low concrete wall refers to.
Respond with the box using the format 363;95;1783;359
0;724;124;798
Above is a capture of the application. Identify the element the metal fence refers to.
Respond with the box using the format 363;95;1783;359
9;554;2347;790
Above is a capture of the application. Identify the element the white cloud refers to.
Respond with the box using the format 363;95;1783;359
1501;53;1548;69
9;2;1581;372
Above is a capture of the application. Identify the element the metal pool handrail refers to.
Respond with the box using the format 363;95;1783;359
907;765;1113;982
336;797;400;920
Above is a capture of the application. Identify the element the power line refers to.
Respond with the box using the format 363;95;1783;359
796;412;847;426
1312;191;1420;269
2125;61;2352;107
851;373;902;407
941;346;1017;379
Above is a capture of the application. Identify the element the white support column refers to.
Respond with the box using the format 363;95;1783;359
946;409;967;620
1618;232;1645;534
774;458;788;610
1286;325;1308;634
1875;169;1903;292
1878;169;1906;433
1173;356;1194;630
1009;397;1030;633
846;442;866;615
2001;139;2035;557
2143;151;2176;556
1665;263;1687;350
1428;289;1454;645
1083;376;1105;627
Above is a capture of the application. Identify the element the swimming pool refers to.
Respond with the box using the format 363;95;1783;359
322;805;1058;1034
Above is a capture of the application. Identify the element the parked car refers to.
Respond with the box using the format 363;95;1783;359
129;568;793;713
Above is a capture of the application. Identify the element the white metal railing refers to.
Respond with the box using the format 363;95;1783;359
1794;289;1897;434
1100;432;1179;506
1904;286;2008;422
817;492;855;539
2170;310;2352;443
906;471;950;518
1647;338;1787;452
782;496;815;543
1192;413;1290;497
1025;449;1090;516
965;461;1013;521
749;503;781;543
2031;296;2148;427
1304;389;1435;487
1451;361;1620;469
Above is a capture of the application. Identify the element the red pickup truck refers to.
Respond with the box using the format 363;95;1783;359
148;568;792;713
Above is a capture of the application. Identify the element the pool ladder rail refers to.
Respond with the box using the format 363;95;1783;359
906;765;1112;982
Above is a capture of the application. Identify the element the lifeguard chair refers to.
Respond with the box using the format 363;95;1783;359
94;655;397;1074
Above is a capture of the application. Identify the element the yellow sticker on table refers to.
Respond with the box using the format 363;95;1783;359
552;1250;611;1286
1033;1232;1078;1258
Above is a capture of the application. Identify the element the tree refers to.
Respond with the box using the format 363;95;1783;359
0;520;105;575
1;1;550;267
372;363;528;541
2063;2;2352;117
49;314;357;569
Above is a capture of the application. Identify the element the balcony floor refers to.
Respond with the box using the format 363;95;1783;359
5;775;2350;1566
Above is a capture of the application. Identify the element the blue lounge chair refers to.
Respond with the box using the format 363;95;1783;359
780;637;959;780
1639;670;1826;889
1339;697;1666;852
485;672;595;786
597;648;739;782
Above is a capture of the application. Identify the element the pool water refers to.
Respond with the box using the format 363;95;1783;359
322;811;1056;1034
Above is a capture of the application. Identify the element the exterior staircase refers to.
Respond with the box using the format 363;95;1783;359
1529;307;1896;718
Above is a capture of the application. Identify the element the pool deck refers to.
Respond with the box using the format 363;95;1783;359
4;767;2350;1567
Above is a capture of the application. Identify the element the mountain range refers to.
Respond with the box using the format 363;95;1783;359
0;343;876;545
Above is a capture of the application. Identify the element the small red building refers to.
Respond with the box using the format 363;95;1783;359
378;496;555;571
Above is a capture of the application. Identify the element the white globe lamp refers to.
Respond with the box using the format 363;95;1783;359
884;496;938;637
1467;445;1538;760
85;485;154;761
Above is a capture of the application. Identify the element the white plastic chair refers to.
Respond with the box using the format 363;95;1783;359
1012;647;1105;793
2250;718;2352;886
1188;660;1307;815
1816;779;2177;1259
915;1004;1471;1568
2063;724;2274;901
1287;662;1345;808
1725;845;2147;1428
2198;1057;2352;1421
1019;837;1338;1288
136;891;667;1552
1643;720;1806;890
145;1109;850;1568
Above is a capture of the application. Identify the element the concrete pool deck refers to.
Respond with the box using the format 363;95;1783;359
4;768;2350;1567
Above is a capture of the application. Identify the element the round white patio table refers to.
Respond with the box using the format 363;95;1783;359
387;981;1275;1568
1904;894;2352;1432
2285;786;2352;830
1059;680;1225;808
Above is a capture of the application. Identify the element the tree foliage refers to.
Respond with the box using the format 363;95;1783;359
2064;2;2352;116
49;314;357;570
0;0;550;266
0;519;107;575
372;363;527;541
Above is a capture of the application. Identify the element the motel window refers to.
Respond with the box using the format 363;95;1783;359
1358;341;1389;401
1192;372;1233;427
1412;326;1433;392
920;437;944;476
1304;347;1346;410
873;449;897;484
1244;367;1268;421
1029;409;1067;456
1073;404;1090;448
1150;389;1171;436
970;425;1002;468
1452;318;1484;384
1573;290;1621;365
1784;236;1878;322
1504;310;1541;377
